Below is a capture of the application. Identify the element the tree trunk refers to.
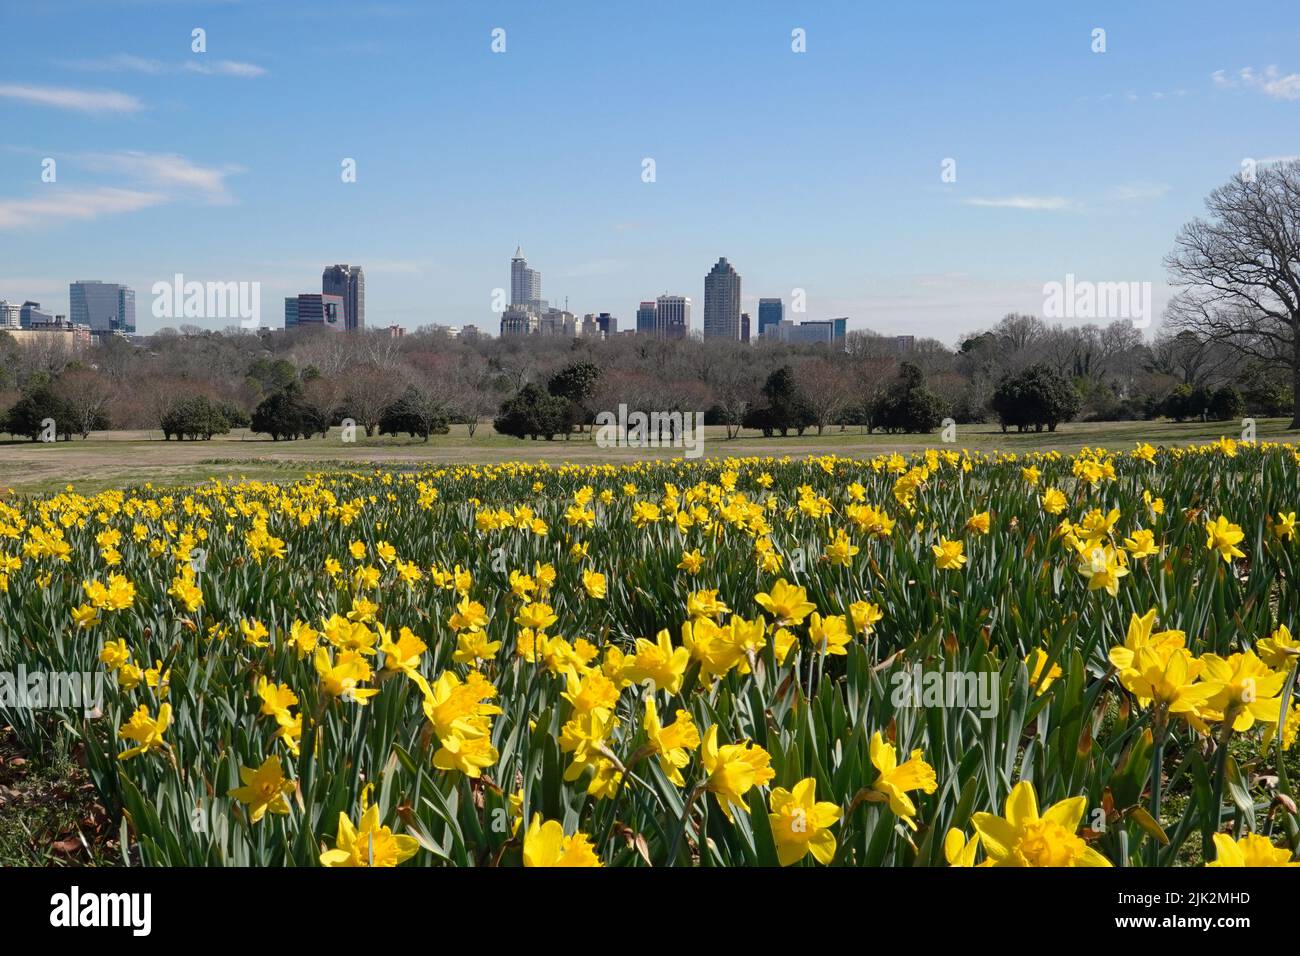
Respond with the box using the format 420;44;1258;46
1292;334;1300;429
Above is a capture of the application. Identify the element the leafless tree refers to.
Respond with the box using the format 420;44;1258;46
343;362;406;436
52;368;115;438
796;357;856;435
1164;160;1300;426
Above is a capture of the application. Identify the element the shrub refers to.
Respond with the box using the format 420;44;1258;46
872;362;946;433
991;364;1081;432
161;396;232;441
493;383;571;440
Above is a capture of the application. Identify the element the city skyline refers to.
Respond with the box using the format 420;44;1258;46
4;1;1300;339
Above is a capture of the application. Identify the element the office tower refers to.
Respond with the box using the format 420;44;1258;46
510;247;543;308
500;306;538;337
775;319;849;344
655;294;690;340
703;257;741;340
295;293;346;331
322;264;364;331
758;298;784;338
69;280;135;333
636;301;657;336
538;309;579;337
0;300;20;329
284;297;299;329
740;312;751;343
596;312;616;337
20;301;54;328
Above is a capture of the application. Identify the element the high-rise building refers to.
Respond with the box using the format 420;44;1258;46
636;301;657;336
758;298;784;338
596;313;617;337
20;300;54;328
69;280;135;333
775;319;848;345
655;294;690;340
322;264;364;331
538;309;579;337
500;306;538;337
510;247;543;308
295;293;346;331
0;300;20;329
284;297;299;329
703;257;741;340
740;312;751;344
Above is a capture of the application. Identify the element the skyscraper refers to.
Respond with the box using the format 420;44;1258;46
0;300;20;329
703;257;741;340
655;295;690;340
295;293;345;331
740;312;751;344
284;297;299;329
758;298;784;339
69;280;135;333
322;264;365;331
636;301;657;336
510;247;543;308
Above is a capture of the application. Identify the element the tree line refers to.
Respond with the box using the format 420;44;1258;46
3;161;1299;442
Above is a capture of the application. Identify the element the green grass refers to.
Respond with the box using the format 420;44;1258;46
0;726;117;866
1;417;1294;495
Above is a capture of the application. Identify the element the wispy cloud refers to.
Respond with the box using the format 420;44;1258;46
962;196;1075;212
0;187;165;229
0;83;143;113
59;53;268;78
1212;66;1300;100
0;151;242;230
82;151;243;205
1107;182;1171;202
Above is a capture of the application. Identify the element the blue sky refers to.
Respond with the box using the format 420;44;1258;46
3;0;1299;340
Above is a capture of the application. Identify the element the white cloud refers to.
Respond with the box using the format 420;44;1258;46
1213;66;1300;100
962;196;1074;211
82;151;243;205
185;60;268;78
0;83;143;113
61;54;268;78
0;187;164;229
1107;182;1171;202
0;151;242;230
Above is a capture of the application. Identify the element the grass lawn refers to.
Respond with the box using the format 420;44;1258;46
0;417;1294;495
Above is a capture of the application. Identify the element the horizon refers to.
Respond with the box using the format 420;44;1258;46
4;0;1300;340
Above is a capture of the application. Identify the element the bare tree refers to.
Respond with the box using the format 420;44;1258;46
343;362;406;436
1165;160;1300;426
710;354;761;439
796;358;856;435
52;367;114;438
